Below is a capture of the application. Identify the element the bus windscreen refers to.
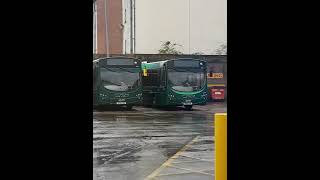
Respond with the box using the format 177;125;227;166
107;58;135;65
174;60;199;67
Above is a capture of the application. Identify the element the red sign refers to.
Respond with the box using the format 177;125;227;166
211;88;225;100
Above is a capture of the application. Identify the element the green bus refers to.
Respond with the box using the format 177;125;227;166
93;57;143;110
141;58;208;110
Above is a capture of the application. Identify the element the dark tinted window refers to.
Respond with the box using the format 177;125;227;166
209;63;223;73
142;69;161;87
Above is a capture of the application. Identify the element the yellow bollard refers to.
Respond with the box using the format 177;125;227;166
215;113;227;180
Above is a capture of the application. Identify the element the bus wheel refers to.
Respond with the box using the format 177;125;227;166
184;105;193;111
126;105;133;110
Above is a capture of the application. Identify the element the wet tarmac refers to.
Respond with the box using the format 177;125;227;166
93;102;226;180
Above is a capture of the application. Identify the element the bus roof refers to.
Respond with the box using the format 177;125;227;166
141;58;205;70
141;61;166;69
93;56;135;63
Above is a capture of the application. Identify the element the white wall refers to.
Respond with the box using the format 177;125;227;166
134;0;227;54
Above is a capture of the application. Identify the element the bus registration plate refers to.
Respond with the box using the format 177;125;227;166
116;102;126;105
183;100;192;105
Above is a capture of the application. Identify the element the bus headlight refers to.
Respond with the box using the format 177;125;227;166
100;93;107;97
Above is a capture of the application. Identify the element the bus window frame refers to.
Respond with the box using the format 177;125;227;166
93;63;98;90
160;65;166;88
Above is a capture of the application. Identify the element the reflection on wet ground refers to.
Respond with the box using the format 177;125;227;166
93;103;225;180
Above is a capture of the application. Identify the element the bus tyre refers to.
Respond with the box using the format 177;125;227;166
126;105;133;110
184;105;193;111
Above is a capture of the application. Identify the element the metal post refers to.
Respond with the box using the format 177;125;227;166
130;0;133;54
105;0;110;57
189;0;191;54
215;113;227;180
133;0;136;54
93;3;96;54
93;2;98;54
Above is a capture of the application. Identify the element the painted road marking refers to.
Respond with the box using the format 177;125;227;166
144;135;202;179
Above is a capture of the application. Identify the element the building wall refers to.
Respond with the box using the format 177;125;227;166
133;0;227;54
96;0;123;54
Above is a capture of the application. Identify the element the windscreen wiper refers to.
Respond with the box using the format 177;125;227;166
101;67;117;72
102;81;120;86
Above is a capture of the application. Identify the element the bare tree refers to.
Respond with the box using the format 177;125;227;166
216;43;227;55
192;52;204;55
158;41;182;54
